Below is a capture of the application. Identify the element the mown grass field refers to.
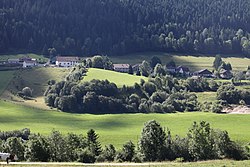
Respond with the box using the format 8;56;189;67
0;71;15;95
110;52;250;71
0;53;48;63
83;68;147;87
0;67;70;109
0;100;250;148
10;67;71;96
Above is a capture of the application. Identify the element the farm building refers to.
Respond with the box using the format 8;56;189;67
220;69;233;79
23;60;37;68
113;64;130;73
176;65;190;75
8;59;20;64
166;65;176;74
193;69;214;78
132;64;141;72
56;56;80;67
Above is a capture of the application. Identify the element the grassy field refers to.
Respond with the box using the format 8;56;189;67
0;71;15;95
83;68;147;87
0;53;48;63
196;92;217;103
0;100;249;148
0;67;70;109
110;52;250;71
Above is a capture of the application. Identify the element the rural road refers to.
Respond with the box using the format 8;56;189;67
0;162;172;167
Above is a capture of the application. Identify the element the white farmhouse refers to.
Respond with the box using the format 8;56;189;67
23;60;37;68
56;56;80;67
113;64;130;73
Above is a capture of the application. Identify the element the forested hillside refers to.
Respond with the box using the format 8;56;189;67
1;0;250;56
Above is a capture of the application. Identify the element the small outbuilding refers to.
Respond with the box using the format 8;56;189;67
113;64;130;73
220;69;233;79
176;65;190;75
23;60;37;68
193;69;214;78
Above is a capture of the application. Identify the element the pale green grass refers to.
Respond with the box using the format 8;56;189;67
83;68;147;87
0;53;48;63
110;52;250;71
196;92;217;103
0;100;249;148
0;71;15;95
8;67;70;97
0;67;70;110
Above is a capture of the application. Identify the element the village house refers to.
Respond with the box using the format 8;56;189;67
176;65;190;76
113;64;130;73
23;59;37;68
193;69;214;78
8;59;20;64
56;56;80;67
220;69;233;79
166;64;176;74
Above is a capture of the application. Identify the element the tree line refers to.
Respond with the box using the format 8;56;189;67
0;121;249;162
2;0;250;56
44;62;221;114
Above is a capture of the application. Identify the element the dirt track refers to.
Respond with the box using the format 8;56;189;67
0;162;170;167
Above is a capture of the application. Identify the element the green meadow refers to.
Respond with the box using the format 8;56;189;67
0;71;15;95
0;100;250;148
110;52;250;71
83;68;147;87
0;53;250;149
0;53;48;63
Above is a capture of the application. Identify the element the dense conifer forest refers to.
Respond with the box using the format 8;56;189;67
1;0;250;56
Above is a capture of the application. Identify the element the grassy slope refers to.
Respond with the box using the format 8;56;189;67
0;71;15;95
83;68;147;87
0;100;249;148
111;52;250;71
1;67;70;109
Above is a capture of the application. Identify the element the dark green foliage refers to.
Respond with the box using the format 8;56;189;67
187;121;248;161
101;144;116;162
150;56;161;68
25;134;50;162
0;121;248;162
213;55;223;70
77;148;96;163
0;128;30;141
187;121;218;161
128;65;133;75
140;61;151;77
3;137;25;161
2;1;250;55
87;129;102;156
115;141;135;162
48;130;70;162
139;120;166;161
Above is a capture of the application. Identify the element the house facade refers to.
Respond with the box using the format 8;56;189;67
132;64;140;72
176;65;190;75
193;69;214;78
23;60;37;68
220;69;233;79
166;65;176;74
56;56;80;67
8;59;20;64
113;64;130;73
